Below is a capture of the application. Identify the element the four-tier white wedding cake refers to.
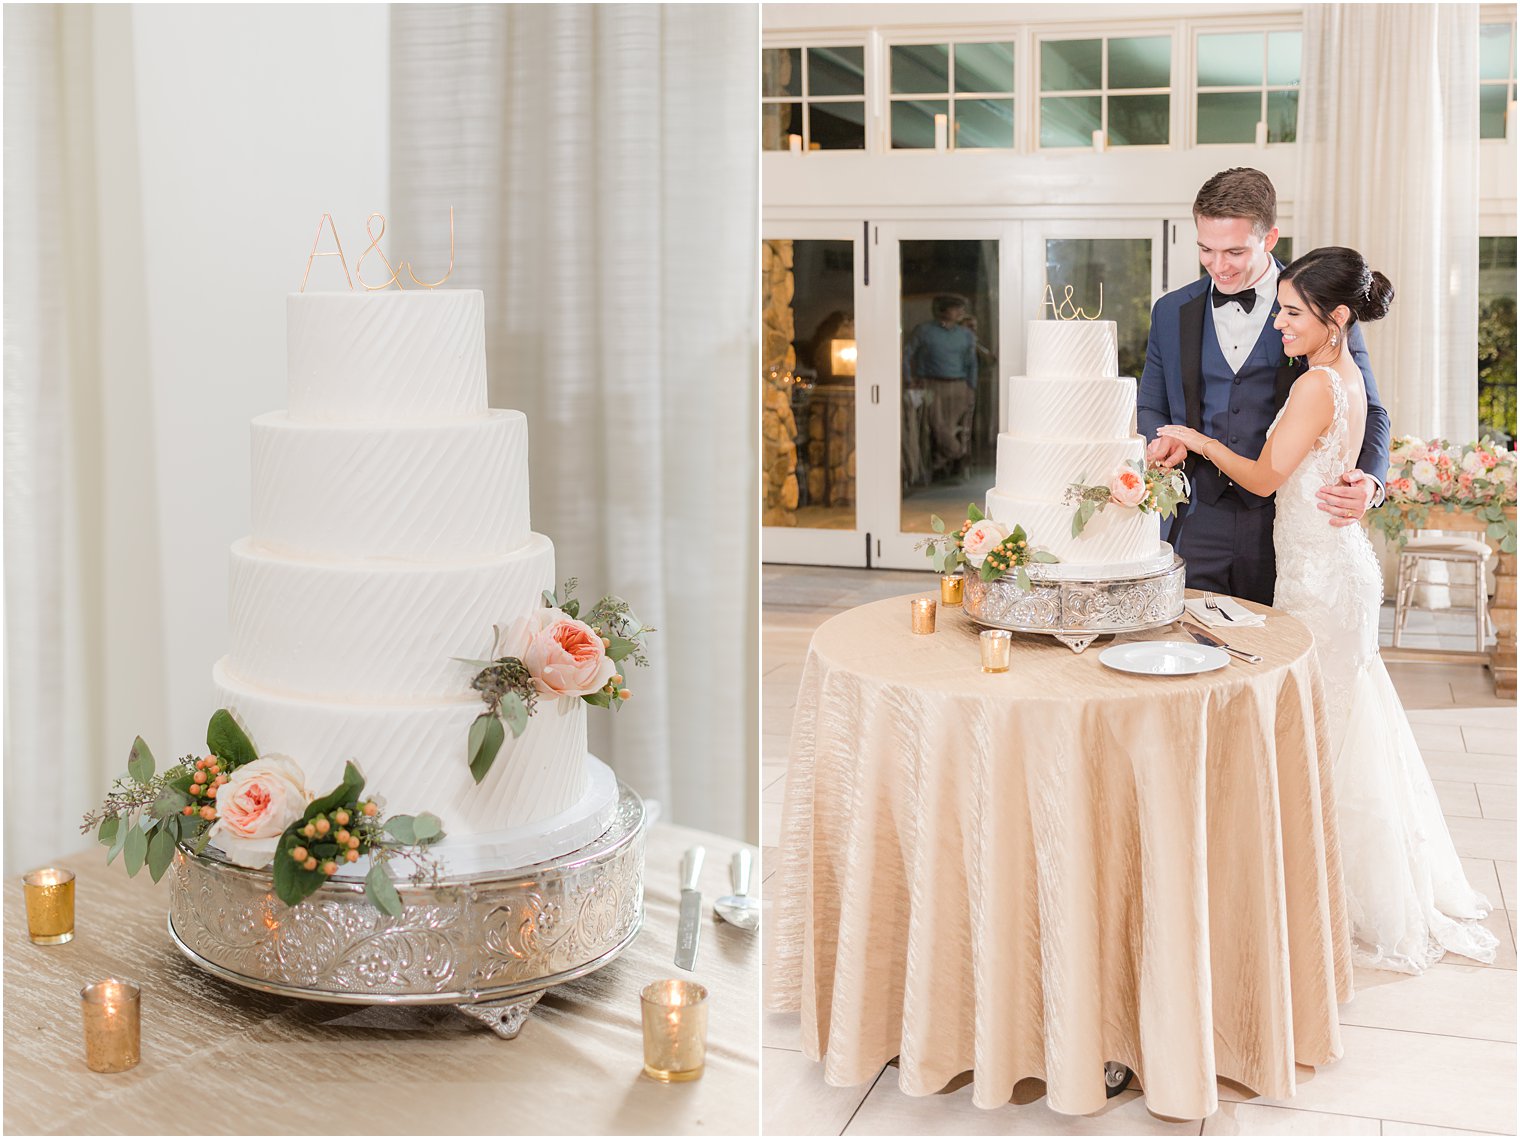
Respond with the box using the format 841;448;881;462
213;290;617;864
988;319;1170;572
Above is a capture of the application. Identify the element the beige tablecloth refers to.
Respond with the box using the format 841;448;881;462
5;823;758;1136
769;593;1352;1120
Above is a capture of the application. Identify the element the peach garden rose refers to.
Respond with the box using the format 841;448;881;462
507;607;616;698
1108;468;1148;508
208;755;313;868
960;519;1009;567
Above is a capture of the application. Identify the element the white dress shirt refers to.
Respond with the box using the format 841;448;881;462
1209;260;1278;374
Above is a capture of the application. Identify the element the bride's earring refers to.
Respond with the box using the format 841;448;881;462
1330;328;1340;348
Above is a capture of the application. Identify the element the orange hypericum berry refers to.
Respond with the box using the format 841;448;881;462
182;805;195;816
303;857;318;871
617;688;631;701
363;802;379;817
302;824;317;839
321;861;337;876
189;784;202;796
345;850;360;863
347;836;360;850
335;830;350;845
292;846;309;861
314;818;331;835
611;674;624;685
192;771;207;784
333;810;350;826
199;806;216;821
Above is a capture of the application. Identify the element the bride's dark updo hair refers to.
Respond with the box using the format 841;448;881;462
1279;246;1395;332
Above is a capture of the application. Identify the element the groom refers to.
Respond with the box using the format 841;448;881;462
1137;167;1391;606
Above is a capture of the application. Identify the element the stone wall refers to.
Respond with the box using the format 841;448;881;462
762;239;799;527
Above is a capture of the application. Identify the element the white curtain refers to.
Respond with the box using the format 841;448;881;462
1296;3;1480;442
390;4;760;840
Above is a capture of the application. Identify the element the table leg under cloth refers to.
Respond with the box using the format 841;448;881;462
769;601;1352;1122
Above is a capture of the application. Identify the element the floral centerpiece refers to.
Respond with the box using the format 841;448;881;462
1370;436;1517;553
1063;461;1190;537
919;505;1061;591
82;711;444;915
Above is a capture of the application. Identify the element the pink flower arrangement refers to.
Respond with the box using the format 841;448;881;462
1371;436;1517;553
1108;468;1148;508
507;608;617;699
208;755;313;868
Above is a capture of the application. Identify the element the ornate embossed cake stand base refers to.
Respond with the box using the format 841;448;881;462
166;781;647;1039
962;550;1187;653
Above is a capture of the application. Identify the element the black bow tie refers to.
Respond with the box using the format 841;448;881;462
1212;288;1256;313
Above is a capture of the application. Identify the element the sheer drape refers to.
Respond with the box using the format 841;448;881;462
390;4;759;839
1296;3;1480;440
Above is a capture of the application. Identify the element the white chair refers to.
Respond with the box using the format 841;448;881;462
1391;534;1493;650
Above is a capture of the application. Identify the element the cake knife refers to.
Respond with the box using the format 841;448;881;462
674;846;705;970
1182;620;1262;664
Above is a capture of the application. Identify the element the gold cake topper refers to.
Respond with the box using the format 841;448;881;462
1041;283;1104;321
300;207;456;292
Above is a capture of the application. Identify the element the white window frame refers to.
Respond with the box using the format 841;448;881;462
1033;30;1177;152
1189;19;1304;148
761;40;869;153
1479;10;1517;144
883;38;1018;152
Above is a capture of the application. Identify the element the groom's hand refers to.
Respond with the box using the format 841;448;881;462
1316;470;1377;528
1146;436;1187;469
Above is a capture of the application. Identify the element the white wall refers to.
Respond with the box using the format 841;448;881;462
130;4;389;754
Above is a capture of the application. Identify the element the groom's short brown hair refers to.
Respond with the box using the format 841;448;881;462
1193;168;1277;236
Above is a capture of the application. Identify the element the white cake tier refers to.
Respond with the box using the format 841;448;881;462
250;409;530;561
226;534;555;701
1026;319;1119;378
985;489;1162;566
1003;375;1137;440
287;290;487;422
212;660;590;836
995;435;1146;503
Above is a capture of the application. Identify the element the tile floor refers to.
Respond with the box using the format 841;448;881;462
760;564;1518;1137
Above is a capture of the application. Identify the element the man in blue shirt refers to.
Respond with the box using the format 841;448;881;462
904;295;978;482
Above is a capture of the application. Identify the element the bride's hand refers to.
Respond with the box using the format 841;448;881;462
1156;425;1212;456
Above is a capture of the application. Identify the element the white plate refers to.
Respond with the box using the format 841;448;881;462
1098;640;1230;676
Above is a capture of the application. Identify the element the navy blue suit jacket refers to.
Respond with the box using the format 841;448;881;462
1135;268;1391;494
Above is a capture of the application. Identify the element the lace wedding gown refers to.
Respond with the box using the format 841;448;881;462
1270;366;1498;973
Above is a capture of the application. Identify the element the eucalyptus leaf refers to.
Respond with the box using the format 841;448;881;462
968;503;985;523
930;514;946;534
1504;534;1516;555
127;737;155;785
365;863;403;918
500;693;529;738
123;825;149;876
152;788;190;821
563;599;579;619
107;814;132;864
541;589;558;609
206;709;258;770
1016;567;1033;591
386;815;418;845
98;816;120;848
412;813;442;842
1032;550;1060;563
1488;521;1509;539
467;713;506;784
606;636;637;663
146;825;176;884
191;828;213;856
583;689;614;709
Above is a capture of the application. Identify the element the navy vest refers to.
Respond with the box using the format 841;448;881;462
1193;308;1291;510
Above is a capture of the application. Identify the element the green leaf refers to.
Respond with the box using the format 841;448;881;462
582;689;615;709
467;713;506;784
98;817;120;848
1503;534;1516;555
1488;521;1509;539
606;636;637;663
127;737;155;785
206;709;258;770
107;813;132;864
1031;550;1060;563
500;693;529;738
365;863;403;918
541;589;558;608
412;812;442;842
191;828;213;856
930;514;946;534
305;762;366;820
1016;566;1033;591
272;825;325;907
123;825;149;876
386;815;418;845
967;503;985;523
151;788;191;821
563;599;579;619
146;824;176;883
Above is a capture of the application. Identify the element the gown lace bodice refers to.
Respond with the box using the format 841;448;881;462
1266;365;1496;974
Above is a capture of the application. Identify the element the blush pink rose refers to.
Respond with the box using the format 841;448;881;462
208;755;313;868
1108;468;1148;508
960;519;1009;567
507;607;616;698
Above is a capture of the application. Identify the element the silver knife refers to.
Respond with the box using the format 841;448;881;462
1183;620;1262;664
675;845;705;970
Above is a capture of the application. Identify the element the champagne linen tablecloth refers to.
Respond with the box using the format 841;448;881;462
5;822;758;1136
769;592;1353;1121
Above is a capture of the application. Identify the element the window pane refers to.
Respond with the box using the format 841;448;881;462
1266;89;1298;143
1480;23;1513;82
1108;36;1171;90
899;241;999;533
763;102;803;151
1197;33;1263;87
891;44;949;94
1041;39;1102;91
810;101;866;149
764;239;858;530
1275;237;1294;264
1197;91;1260;143
1040;95;1101;146
955;41;1014;93
1266;31;1302;87
1045;238;1152;378
1108;93;1170;145
955;99;1015;148
1478;235;1517;444
1480;84;1509;140
891;99;948;148
808;46;864;96
763;48;801;98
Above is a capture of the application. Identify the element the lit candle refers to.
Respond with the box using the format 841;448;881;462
980;628;1012;673
910;597;937;634
640;979;709;1082
934;113;948;151
939;574;964;607
22;867;75;944
787;133;802;153
80;979;141;1073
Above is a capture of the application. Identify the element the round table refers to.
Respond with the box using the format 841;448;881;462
768;592;1353;1120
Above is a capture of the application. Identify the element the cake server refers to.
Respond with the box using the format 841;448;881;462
713;849;760;932
1182;620;1262;664
674;845;704;970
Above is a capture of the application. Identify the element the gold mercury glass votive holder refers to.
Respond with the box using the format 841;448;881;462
22;867;76;944
939;574;964;606
980;628;1013;673
911;597;937;634
640;979;709;1082
80;978;141;1073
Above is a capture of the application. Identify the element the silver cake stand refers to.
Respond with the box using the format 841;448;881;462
961;547;1187;653
166;780;647;1040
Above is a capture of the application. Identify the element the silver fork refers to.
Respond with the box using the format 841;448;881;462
1203;593;1235;622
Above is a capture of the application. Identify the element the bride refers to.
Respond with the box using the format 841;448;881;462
1159;246;1498;974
